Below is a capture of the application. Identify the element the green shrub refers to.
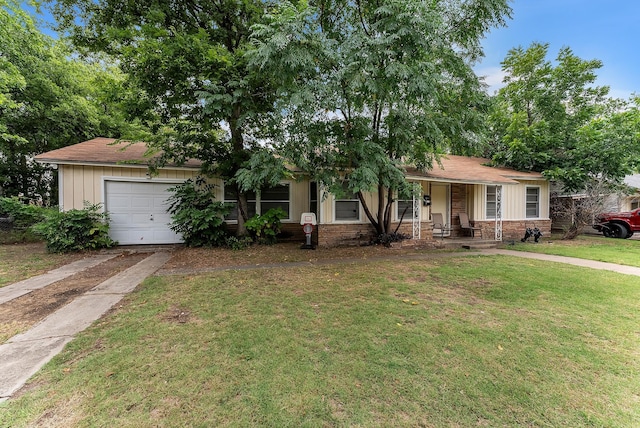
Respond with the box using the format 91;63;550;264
374;232;411;247
245;208;287;245
31;203;117;253
167;178;230;247
0;196;49;228
225;236;253;250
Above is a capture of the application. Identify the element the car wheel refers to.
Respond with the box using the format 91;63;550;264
610;223;625;239
602;227;612;238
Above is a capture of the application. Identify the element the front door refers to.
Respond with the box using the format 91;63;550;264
430;183;451;237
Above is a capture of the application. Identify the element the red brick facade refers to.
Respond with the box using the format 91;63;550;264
231;182;551;247
316;221;436;247
472;219;552;241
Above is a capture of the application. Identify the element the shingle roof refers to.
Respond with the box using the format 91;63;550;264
35;138;544;184
34;137;202;169
406;155;544;185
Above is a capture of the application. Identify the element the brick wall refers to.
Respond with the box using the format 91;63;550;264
317;221;435;247
473;219;552;241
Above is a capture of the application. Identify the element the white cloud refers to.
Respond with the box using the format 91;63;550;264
475;66;506;95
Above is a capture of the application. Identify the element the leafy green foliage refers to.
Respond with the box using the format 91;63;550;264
487;43;640;192
0;196;49;228
251;0;511;234
51;0;285;234
32;203;116;253
0;0;151;203
166;178;230;247
244;208;287;245
224;236;254;251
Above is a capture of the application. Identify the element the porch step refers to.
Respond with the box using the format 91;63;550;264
461;242;499;250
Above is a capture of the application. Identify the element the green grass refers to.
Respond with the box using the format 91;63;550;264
2;256;639;427
0;243;80;288
508;234;640;267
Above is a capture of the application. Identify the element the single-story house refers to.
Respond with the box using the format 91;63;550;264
35;138;551;246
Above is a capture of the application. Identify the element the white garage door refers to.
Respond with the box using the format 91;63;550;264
105;181;183;245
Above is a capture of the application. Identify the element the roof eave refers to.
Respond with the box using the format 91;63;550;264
34;158;200;171
404;175;519;185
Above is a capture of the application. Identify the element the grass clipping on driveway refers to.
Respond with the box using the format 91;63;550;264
3;256;640;427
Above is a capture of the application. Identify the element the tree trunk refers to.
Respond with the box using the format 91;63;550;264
376;184;385;232
358;191;383;235
384;187;393;233
236;187;249;237
229;103;249;237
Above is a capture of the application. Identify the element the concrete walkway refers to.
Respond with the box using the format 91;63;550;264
0;254;118;305
483;249;640;277
0;251;171;403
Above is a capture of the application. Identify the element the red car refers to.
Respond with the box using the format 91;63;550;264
593;208;640;239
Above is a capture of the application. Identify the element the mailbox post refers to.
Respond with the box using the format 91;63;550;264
300;212;317;249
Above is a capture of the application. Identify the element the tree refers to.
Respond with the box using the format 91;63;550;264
251;0;511;236
0;0;144;203
51;0;289;236
487;43;640;238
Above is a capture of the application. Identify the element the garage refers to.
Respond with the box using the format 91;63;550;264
105;180;183;245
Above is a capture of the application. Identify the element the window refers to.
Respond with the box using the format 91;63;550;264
526;187;540;218
486;186;497;219
260;183;290;219
223;183;290;220
397;199;414;220
335;182;360;221
396;186;416;221
309;182;318;215
631;200;639;210
224;186;256;221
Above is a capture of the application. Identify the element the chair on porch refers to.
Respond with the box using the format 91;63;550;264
458;212;482;238
431;213;452;239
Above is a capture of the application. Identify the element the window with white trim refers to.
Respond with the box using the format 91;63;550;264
260;183;290;219
631;200;639;210
396;187;415;221
526;187;540;218
486;185;497;219
335;182;360;221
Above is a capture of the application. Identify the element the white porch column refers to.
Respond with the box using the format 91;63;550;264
412;193;421;239
495;185;503;241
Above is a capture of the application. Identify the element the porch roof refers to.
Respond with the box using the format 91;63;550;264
406;155;544;185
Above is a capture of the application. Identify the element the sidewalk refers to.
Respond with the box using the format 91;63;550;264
483;249;640;277
0;251;171;403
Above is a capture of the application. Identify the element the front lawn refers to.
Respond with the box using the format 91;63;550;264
507;233;640;267
2;255;639;427
0;243;83;288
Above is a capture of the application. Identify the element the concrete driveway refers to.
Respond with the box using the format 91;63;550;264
0;251;170;403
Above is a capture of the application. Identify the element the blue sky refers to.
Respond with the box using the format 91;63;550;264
26;1;638;99
476;0;640;99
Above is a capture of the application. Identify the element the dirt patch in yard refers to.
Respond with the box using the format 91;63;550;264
163;241;429;272
0;251;149;343
0;241;443;342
